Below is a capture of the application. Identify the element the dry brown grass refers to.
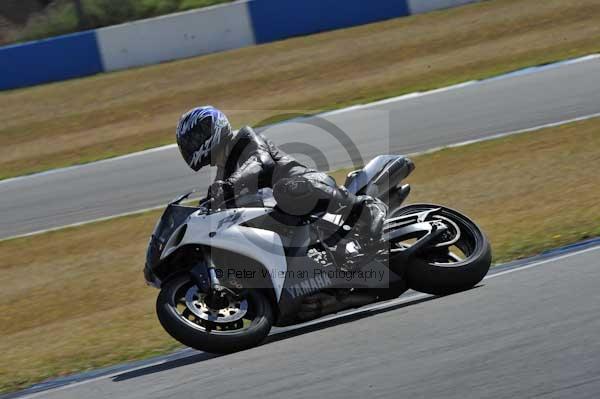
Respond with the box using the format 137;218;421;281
1;0;600;179
1;118;599;393
0;210;173;393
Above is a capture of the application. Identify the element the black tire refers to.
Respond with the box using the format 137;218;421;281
156;275;274;354
389;204;492;296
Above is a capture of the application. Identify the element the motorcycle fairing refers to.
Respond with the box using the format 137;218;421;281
161;207;288;302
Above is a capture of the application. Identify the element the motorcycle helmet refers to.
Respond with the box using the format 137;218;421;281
176;106;232;171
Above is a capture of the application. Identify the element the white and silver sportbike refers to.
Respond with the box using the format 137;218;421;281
144;155;492;353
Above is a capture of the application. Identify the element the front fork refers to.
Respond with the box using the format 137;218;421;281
189;249;240;307
189;262;212;293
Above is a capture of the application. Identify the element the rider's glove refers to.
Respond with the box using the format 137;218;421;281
208;180;233;208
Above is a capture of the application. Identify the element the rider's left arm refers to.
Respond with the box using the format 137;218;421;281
225;151;275;195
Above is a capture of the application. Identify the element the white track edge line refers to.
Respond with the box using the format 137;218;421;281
0;205;167;242
1;53;598;187
3;110;600;243
404;111;600;157
14;244;600;399
0;144;178;186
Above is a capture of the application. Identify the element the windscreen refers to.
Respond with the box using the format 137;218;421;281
145;204;199;270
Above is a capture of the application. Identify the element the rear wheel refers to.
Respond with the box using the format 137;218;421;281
388;204;492;295
156;275;273;353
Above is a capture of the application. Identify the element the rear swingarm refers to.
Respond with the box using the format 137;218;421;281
383;209;449;261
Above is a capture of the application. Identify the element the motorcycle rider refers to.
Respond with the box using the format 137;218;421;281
175;106;387;243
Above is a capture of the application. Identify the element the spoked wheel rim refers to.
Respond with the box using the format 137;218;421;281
169;279;257;335
424;214;478;266
390;206;485;267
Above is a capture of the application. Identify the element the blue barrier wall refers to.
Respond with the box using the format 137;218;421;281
248;0;410;44
0;31;102;91
0;0;483;91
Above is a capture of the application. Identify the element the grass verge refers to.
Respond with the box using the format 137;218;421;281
1;117;599;393
1;0;600;179
12;0;234;44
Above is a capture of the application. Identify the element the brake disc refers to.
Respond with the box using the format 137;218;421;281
185;286;248;323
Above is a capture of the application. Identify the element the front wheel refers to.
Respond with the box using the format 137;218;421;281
156;275;274;354
388;204;492;295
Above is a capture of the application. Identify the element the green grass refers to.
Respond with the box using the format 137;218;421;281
1;117;599;393
11;0;233;43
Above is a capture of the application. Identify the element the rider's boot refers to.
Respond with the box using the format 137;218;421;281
333;188;388;248
355;196;388;246
331;192;388;271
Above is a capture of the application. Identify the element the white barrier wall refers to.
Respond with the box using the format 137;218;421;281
1;0;486;90
96;1;256;72
407;0;481;15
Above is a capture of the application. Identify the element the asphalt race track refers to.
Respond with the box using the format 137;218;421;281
1;56;600;239
11;243;600;399
3;53;600;396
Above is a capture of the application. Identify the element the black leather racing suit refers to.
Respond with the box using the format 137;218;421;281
213;126;386;237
